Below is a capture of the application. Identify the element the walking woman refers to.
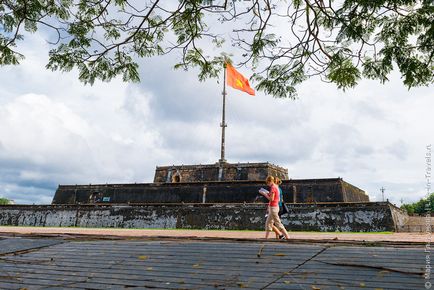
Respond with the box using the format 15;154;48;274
273;177;287;239
259;176;290;239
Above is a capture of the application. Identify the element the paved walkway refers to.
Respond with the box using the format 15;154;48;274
0;226;429;244
0;236;427;289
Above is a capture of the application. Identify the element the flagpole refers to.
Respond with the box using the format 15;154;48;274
219;62;227;163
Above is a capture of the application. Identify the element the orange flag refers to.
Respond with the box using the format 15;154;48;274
226;63;255;96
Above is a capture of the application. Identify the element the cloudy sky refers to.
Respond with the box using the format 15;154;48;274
0;29;432;205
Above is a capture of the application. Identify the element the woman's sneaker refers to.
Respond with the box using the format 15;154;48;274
279;235;286;240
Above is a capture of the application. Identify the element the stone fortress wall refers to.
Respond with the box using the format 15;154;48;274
0;202;407;232
52;162;369;205
1;162;401;232
52;178;369;205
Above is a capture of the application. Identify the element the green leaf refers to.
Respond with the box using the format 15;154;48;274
327;56;360;90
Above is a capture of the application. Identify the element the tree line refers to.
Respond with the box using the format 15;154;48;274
401;193;434;215
0;197;12;205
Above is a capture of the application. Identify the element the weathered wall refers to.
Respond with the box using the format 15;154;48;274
388;203;410;231
153;162;288;183
341;180;369;202
52;178;369;205
0;202;404;232
284;202;403;232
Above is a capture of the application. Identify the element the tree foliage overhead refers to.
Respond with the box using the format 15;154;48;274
1;0;433;98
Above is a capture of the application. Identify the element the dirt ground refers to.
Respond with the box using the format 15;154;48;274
0;226;429;244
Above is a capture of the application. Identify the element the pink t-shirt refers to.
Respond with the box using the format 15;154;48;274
268;184;280;207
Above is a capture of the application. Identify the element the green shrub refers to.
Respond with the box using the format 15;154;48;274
0;197;11;205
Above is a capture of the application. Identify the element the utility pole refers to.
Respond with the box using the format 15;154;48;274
380;187;385;202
